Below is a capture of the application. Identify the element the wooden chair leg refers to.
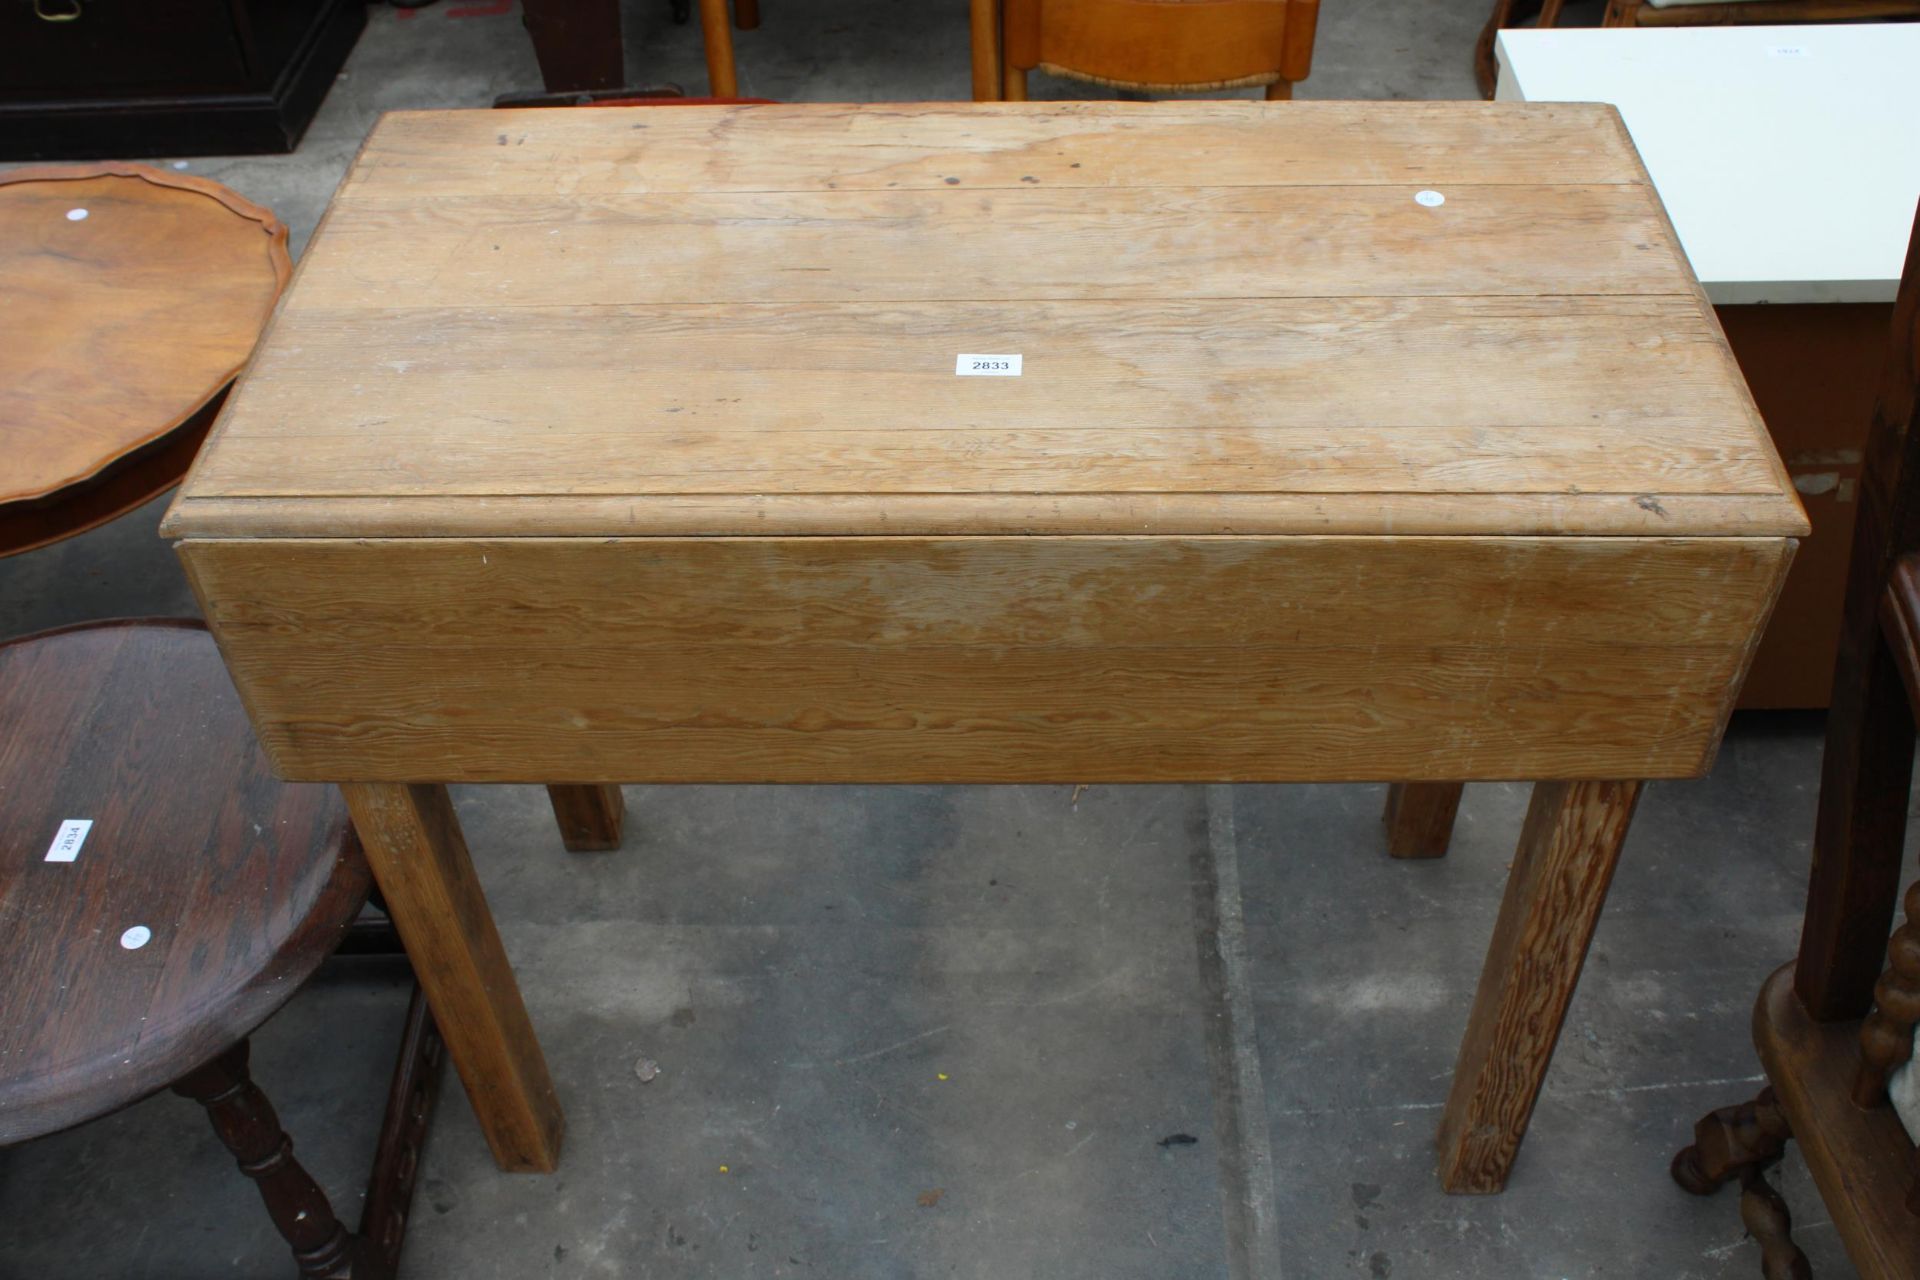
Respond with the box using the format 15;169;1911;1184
1473;0;1523;100
696;0;740;97
1671;1087;1811;1279
520;0;626;93
1797;597;1917;1021
1264;80;1292;101
1538;0;1567;26
1671;1085;1793;1195
1436;779;1642;1192
546;783;626;852
341;782;564;1173
1002;65;1028;101
173;1041;361;1280
1740;1163;1814;1280
1383;782;1464;859
732;0;759;29
357;986;449;1280
969;0;1001;100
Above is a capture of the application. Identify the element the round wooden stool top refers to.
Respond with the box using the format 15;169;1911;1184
0;165;290;557
0;620;366;1144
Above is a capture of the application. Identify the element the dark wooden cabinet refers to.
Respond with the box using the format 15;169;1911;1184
0;0;367;159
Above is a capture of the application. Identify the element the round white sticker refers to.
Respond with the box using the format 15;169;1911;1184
66;208;89;221
120;925;152;950
1415;190;1446;208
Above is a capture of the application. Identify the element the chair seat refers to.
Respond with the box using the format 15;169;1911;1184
0;620;366;1144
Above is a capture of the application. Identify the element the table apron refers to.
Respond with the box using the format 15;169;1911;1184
178;533;1792;784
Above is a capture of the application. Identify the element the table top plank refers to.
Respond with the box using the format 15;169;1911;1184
361;102;1650;196
193;297;1782;500
290;183;1688;308
166;102;1803;543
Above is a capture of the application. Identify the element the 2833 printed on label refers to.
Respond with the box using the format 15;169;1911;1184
956;354;1022;376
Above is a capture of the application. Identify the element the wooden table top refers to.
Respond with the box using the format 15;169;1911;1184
1;165;289;511
165;102;1804;543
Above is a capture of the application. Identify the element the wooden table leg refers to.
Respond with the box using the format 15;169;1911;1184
1383;782;1465;859
546;783;626;852
697;0;740;97
340;783;564;1173
1436;778;1642;1193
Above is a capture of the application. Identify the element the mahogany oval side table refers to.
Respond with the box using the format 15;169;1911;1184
0;620;445;1279
0;164;290;557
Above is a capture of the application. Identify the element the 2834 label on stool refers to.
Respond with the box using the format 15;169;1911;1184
45;818;93;863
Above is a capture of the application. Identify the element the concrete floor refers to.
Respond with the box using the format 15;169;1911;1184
0;1;1869;1276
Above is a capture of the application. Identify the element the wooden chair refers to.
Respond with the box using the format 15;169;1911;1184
1669;204;1920;1279
0;620;447;1278
970;0;1320;102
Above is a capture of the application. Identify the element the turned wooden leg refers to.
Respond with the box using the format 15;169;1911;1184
1672;1087;1811;1280
1383;782;1464;859
1437;779;1642;1192
1741;1164;1813;1280
546;783;626;852
733;0;759;28
341;782;563;1173
1855;879;1920;1104
1264;80;1292;101
697;0;740;97
969;0;1000;100
174;1041;361;1279
1671;1086;1793;1195
1002;65;1028;101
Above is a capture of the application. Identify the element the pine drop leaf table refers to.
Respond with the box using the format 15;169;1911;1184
162;102;1808;1194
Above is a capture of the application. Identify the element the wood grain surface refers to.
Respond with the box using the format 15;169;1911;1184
1437;778;1643;1192
181;534;1792;785
343;103;1646;195
164;103;1803;543
339;782;563;1173
0;620;363;1143
1383;781;1465;859
545;783;625;852
1;165;287;509
160;104;1808;1186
